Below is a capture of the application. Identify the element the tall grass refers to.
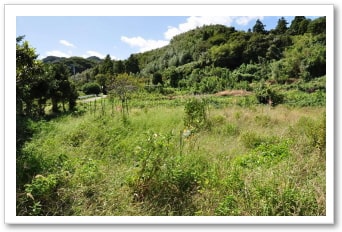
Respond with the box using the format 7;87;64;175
16;96;326;216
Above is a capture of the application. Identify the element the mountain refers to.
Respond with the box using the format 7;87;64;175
86;56;103;63
42;56;101;75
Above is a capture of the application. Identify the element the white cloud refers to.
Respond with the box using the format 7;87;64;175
59;39;75;47
164;16;265;40
121;36;169;53
120;16;266;54
164;16;235;40
46;50;71;58
235;16;264;26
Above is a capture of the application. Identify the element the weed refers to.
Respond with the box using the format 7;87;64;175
128;131;203;215
215;195;240;216
16;95;326;216
239;131;274;149
235;140;291;169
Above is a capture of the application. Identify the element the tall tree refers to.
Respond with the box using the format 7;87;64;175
288;16;311;35
49;63;76;112
16;36;44;116
113;60;125;74
125;54;140;74
96;74;108;94
100;54;114;75
273;17;288;35
252;19;267;34
307;16;326;35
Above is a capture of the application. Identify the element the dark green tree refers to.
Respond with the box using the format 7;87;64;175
307;16;326;35
152;72;163;85
164;67;180;88
125;54;140;74
16;36;44;116
273;17;288;35
113;60;125;74
95;74;108;94
252;19;267;34
100;54;114;75
49;63;74;112
288;16;311;35
243;33;270;63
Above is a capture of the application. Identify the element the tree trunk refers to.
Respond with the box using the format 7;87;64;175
17;99;24;115
52;98;59;113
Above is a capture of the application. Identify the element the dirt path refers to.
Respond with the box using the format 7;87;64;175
79;95;107;103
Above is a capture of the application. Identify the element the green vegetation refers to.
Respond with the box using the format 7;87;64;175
16;16;327;216
16;97;326;216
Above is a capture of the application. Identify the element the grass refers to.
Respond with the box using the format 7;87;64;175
16;94;326;216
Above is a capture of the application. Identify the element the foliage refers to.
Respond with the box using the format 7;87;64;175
235;140;291;168
254;83;284;106
128;131;207;215
15;16;327;216
152;72;163;85
16;36;78;116
252;19;267;34
16;36;44;116
108;73;139;117
184;98;209;132
82;82;101;95
99;54;114;75
16;97;326;216
95;74;109;94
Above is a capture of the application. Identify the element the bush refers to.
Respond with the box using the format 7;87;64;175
82;82;101;95
240;131;276;149
234;140;291;169
184;98;209;132
254;84;284;106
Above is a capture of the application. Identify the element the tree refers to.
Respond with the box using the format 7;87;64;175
243;33;270;63
252;19;267;34
95;74;108;94
164;67;180;88
49;63;75;112
113;60;125;74
273;17;288;35
152;72;163;85
67;82;78;111
16;36;44;116
108;73;138;116
100;54;114;75
307;16;326;35
288;16;311;35
125;54;140;74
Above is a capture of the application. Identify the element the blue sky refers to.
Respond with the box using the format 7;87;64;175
16;16;318;60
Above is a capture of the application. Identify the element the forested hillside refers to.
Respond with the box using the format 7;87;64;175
38;17;325;98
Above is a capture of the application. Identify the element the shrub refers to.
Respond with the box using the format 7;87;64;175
215;195;240;215
234;140;291;169
254;84;284;106
184;98;209;132
240;131;267;148
82;82;101;95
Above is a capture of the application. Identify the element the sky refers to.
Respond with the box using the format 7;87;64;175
16;16;319;60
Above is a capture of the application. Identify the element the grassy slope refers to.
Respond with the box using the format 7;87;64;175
16;96;326;216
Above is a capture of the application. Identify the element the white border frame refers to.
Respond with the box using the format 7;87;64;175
4;4;334;224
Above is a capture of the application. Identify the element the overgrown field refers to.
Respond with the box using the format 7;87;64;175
16;95;326;216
